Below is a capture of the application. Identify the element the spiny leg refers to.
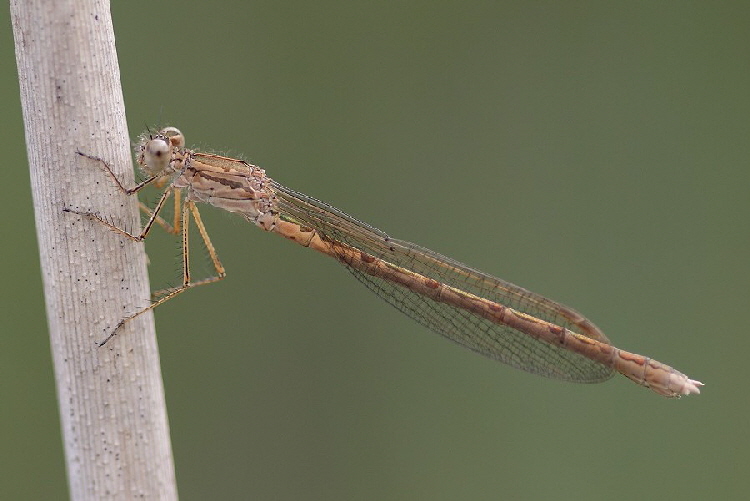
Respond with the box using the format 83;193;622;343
149;201;227;301
97;200;226;346
187;200;226;283
66;152;175;341
69;151;226;345
138;190;182;235
75;150;158;195
64;185;175;242
67;150;174;240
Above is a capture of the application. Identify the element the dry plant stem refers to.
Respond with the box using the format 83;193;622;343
11;0;178;499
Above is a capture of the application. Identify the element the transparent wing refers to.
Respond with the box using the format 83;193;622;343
271;181;614;383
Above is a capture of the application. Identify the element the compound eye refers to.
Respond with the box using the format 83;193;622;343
160;127;185;148
142;137;171;174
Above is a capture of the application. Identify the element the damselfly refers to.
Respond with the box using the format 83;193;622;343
65;127;702;397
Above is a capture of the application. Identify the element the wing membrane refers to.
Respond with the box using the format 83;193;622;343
271;181;614;383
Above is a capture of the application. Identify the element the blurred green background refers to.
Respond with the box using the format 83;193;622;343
2;1;747;499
